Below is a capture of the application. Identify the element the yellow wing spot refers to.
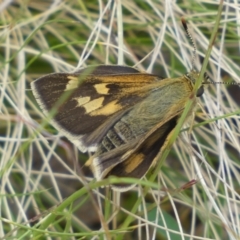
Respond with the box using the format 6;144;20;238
65;76;79;91
94;83;109;94
90;100;122;116
84;97;104;113
123;153;145;173
75;96;91;106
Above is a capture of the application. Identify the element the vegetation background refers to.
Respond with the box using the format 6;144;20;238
0;0;239;239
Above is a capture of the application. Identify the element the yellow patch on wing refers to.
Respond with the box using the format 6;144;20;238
94;83;109;94
75;96;91;106
90;100;122;116
123;153;145;173
65;76;79;91
83;97;105;113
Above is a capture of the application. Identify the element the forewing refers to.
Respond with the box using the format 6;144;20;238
31;65;162;152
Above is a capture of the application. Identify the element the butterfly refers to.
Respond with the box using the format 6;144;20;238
31;19;209;191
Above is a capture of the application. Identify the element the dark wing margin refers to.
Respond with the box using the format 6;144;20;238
74;65;141;75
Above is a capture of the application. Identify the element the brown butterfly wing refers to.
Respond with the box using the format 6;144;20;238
91;109;183;191
31;65;163;152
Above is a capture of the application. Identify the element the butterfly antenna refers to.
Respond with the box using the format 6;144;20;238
181;17;196;71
